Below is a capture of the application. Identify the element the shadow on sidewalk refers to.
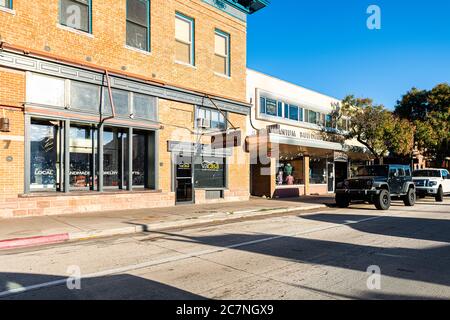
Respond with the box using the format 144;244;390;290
0;272;204;300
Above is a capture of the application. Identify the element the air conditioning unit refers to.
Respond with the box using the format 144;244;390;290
196;118;211;129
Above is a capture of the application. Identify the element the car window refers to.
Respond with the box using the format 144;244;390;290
413;170;441;177
398;168;405;176
443;170;449;179
356;166;388;177
405;168;411;176
389;168;397;177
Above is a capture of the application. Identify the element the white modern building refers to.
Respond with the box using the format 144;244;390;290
246;69;371;198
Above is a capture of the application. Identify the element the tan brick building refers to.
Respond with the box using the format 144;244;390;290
0;0;268;218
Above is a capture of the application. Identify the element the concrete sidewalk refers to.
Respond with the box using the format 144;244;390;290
0;196;333;250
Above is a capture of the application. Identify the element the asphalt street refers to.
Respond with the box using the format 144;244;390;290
1;197;449;300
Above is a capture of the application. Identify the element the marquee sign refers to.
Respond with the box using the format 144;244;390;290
265;124;328;142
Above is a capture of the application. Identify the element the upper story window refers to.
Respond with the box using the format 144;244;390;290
196;107;226;130
325;114;333;128
260;97;282;117
0;0;12;9
284;104;303;122
60;0;92;34
214;29;230;76
175;12;195;65
260;95;334;129
126;0;150;51
337;117;349;131
306;109;320;125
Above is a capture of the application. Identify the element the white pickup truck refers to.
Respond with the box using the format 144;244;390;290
412;169;450;202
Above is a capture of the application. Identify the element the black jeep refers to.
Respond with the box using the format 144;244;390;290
335;165;416;210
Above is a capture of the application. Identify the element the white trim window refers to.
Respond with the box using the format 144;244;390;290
196;107;226;130
214;29;230;76
59;0;92;34
0;0;12;9
126;0;151;52
175;12;195;65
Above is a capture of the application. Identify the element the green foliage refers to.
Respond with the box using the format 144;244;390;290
339;95;415;160
395;83;450;163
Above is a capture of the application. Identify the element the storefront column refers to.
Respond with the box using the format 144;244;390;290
303;155;310;195
97;124;104;192
269;157;277;198
127;127;133;191
64;119;70;193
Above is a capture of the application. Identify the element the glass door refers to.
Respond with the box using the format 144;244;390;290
175;153;193;203
327;162;335;193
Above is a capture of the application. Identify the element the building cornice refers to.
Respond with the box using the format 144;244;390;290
0;47;251;115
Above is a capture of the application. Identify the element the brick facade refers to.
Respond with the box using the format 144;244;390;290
0;68;26;197
0;0;247;101
0;0;257;218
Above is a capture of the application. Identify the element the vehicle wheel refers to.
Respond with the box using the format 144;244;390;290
335;195;350;208
403;187;416;206
436;186;444;202
374;189;391;210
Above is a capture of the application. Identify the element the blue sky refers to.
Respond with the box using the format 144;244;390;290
246;0;450;109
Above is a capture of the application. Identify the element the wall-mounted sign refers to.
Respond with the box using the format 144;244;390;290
334;151;349;162
263;124;341;143
201;160;220;171
266;124;296;137
178;163;191;170
168;141;232;157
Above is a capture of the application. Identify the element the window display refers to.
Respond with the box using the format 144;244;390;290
194;156;226;188
30;120;60;190
276;159;304;185
103;127;127;188
309;158;327;184
69;125;97;190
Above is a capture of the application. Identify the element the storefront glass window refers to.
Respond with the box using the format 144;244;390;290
69;125;97;190
133;93;157;120
309;158;327;184
194;156;226;188
71;81;100;112
103;89;130;116
30;120;60;190
103;128;127;188
276;159;304;185
28;119;156;193
27;74;65;107
132;132;147;186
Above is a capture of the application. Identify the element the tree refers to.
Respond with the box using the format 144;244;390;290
395;83;450;165
394;88;429;121
338;95;415;163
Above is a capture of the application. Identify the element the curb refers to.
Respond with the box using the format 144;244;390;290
0;204;326;250
0;233;69;250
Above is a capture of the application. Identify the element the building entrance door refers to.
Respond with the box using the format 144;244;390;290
335;161;348;191
175;153;193;203
327;162;335;193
